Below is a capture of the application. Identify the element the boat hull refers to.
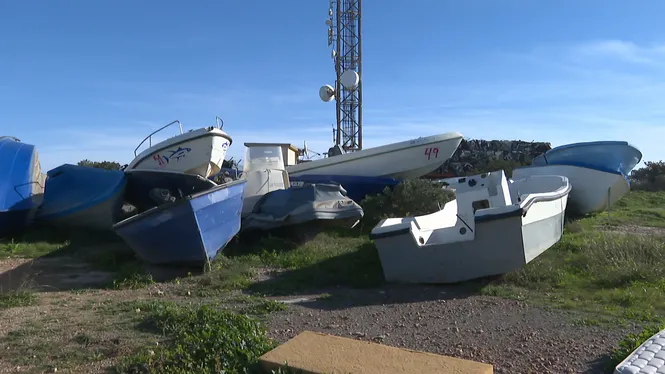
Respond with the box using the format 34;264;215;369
35;164;127;231
126;128;231;179
512;164;629;215
286;133;463;179
0;137;44;237
289;175;401;203
370;173;570;284
113;180;246;266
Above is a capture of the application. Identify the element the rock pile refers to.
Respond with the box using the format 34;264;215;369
431;139;552;176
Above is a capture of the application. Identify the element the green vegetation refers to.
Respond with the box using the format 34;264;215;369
0;290;36;309
116;301;276;374
609;323;665;369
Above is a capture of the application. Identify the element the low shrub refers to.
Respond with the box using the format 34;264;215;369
116;301;276;374
361;179;455;226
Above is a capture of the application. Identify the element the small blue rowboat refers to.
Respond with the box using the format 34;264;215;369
113;179;247;266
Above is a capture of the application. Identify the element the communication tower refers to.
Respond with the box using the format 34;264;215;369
319;0;362;152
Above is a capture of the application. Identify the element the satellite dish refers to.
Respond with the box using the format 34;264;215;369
325;19;333;26
319;85;335;102
331;49;336;59
340;69;360;90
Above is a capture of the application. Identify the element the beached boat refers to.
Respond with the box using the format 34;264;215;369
113;179;247;266
513;141;641;215
289;174;400;203
0;137;45;237
35;164;126;231
123;169;217;213
241;143;291;216
286;132;464;180
370;170;570;284
124;117;232;179
241;183;364;232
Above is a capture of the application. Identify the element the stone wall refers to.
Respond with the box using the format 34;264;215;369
429;139;552;176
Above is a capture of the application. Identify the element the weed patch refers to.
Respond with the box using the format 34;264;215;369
485;230;665;321
116;301;276;374
608;324;665;370
0;290;36;309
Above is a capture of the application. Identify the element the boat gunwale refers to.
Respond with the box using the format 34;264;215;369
287;132;464;173
127;128;233;171
112;179;247;229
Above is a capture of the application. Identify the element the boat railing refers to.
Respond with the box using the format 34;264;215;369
215;116;224;129
13;181;44;200
134;120;183;156
0;136;21;142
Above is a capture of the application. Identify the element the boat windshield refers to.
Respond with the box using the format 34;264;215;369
243;145;285;172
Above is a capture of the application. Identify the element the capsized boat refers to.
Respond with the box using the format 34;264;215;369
35;164;126;231
123;169;217;213
0;136;45;237
289;175;400;204
370;170;570;284
113;179;247;266
241;183;364;232
124;117;232;179
286;132;464;180
513;141;641;215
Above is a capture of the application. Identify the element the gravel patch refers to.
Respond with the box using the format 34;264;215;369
265;285;637;373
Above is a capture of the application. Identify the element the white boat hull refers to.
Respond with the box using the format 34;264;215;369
126;128;231;179
286;132;464;179
370;172;570;284
512;164;629;215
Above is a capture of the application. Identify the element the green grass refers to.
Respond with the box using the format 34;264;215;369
0;290;37;309
115;300;277;374
586;190;665;228
482;191;665;322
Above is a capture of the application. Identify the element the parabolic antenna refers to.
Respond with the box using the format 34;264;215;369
340;69;360;90
319;84;335;102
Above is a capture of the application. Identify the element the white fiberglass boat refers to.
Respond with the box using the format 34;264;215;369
124;117;232;179
370;170;570;284
286;132;464;180
512;141;642;215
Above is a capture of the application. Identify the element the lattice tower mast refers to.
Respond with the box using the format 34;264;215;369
322;0;362;152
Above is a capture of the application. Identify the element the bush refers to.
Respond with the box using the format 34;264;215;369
116;301;276;374
361;179;455;226
77;159;122;170
631;161;665;191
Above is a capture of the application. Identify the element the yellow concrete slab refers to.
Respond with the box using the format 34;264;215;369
259;331;493;374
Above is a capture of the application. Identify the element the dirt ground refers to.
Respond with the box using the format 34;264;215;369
0;255;639;374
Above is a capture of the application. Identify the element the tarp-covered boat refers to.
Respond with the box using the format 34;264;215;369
113;179;247;266
35;164;126;231
241;183;364;232
0;136;45;237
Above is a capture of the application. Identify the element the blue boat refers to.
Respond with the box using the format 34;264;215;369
289;174;401;203
513;141;642;215
531;140;642;177
0;137;45;237
113;179;247;266
124;169;217;213
35;164;127;231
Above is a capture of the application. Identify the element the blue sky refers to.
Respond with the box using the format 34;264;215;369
1;0;664;172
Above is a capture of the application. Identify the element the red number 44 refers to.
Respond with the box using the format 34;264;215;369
425;147;439;160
